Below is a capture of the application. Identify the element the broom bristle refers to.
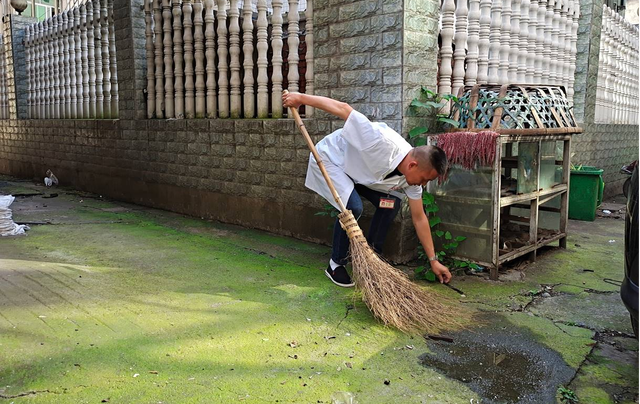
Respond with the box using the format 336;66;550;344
339;210;464;334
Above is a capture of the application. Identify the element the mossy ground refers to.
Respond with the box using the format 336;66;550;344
0;178;637;403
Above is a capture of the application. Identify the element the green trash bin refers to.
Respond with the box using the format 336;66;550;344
569;167;605;221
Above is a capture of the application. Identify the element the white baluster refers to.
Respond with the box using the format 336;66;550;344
51;15;57;118
36;22;42;118
465;0;481;86
172;0;184;118
194;0;205;117
487;0;501;85
80;4;90;119
509;0;521;83
183;0;194;118
45;19;53;118
69;9;77;118
452;0;468;95
287;0;300;94
518;0;529;83
568;0;579;101
0;37;4;119
617;15;625;123
85;1;97;118
616;17;625;123
145;0;156;118
612;12;621;123
108;0;118;117
550;0;562;84
631;27;640;125
55;14;63;118
631;29;636;124
162;0;174;118
256;0;268;117
33;24;39;118
204;0;216;117
39;21;46;118
476;0;491;84
154;0;164;118
498;0;511;84
603;7;613;123
242;0;254;118
65;11;73;118
623;19;630;123
305;0;314;116
94;0;104;118
216;0;229;118
601;7;609;122
26;25;32;118
439;0;455;97
595;28;605;122
229;0;241;118
559;0;570;90
75;7;84;118
541;0;554;85
63;11;71;118
34;23;42;118
624;24;631;123
534;0;546;84
526;0;538;82
271;0;284;118
101;0;111;118
1;37;5;119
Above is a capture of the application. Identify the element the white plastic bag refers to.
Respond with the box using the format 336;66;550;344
0;195;29;236
44;169;58;187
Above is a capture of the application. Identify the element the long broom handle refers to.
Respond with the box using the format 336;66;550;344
284;90;347;213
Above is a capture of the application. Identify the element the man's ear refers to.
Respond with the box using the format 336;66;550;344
408;160;419;169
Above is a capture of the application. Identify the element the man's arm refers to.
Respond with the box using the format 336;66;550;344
282;93;353;121
408;197;452;284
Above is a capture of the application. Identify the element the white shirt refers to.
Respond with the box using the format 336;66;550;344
305;110;422;211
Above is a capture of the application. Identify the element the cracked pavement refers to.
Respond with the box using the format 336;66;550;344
0;176;637;403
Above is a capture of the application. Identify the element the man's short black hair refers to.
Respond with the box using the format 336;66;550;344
412;145;448;176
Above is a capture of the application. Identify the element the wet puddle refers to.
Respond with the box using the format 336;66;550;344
420;328;574;404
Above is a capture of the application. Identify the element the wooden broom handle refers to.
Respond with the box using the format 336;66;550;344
284;90;347;213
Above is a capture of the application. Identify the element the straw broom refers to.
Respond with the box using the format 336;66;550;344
285;92;461;334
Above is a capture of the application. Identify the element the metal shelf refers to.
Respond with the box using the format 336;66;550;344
500;184;567;207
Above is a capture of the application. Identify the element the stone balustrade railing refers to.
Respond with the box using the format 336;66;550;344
0;35;8;119
144;0;313;119
24;0;119;119
438;0;580;109
595;5;639;125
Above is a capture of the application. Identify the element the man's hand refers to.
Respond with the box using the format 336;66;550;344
430;260;452;284
282;92;304;109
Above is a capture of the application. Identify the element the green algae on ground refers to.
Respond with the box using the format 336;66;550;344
1;180;636;404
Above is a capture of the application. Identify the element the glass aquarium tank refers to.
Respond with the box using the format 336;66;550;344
428;164;494;264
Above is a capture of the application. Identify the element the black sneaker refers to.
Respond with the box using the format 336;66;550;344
325;265;355;288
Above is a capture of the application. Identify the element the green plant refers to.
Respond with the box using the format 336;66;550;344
315;203;340;229
314;203;339;219
558;386;579;403
413;191;480;281
408;87;461;146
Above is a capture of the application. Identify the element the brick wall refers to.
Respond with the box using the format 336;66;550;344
572;0;639;198
0;0;443;263
572;123;639;197
314;0;406;133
